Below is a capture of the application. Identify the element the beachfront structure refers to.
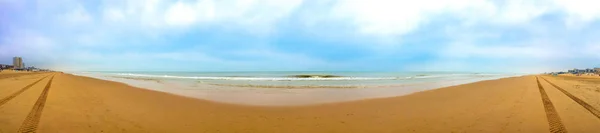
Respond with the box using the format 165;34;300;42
568;69;584;74
568;68;598;74
586;68;595;73
0;64;13;69
568;69;582;74
13;57;23;69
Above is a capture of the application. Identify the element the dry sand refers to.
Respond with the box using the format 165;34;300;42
0;71;39;80
1;72;600;132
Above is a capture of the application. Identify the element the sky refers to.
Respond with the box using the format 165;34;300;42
1;0;599;73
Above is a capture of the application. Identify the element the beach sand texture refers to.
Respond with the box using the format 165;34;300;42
1;72;600;132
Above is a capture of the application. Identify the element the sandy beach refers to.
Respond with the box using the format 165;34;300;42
76;72;513;106
5;0;600;132
1;72;600;132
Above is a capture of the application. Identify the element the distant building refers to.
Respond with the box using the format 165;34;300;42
0;64;13;69
13;57;23;69
569;68;590;74
585;68;594;73
569;68;580;74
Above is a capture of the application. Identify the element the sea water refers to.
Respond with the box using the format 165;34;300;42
71;71;524;105
80;71;519;87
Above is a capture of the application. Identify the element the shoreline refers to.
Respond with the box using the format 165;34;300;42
73;72;517;106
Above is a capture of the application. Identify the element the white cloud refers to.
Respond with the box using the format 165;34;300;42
328;0;486;36
63;4;93;24
318;0;600;37
22;0;600;37
96;0;304;33
162;0;302;30
90;0;600;37
554;0;600;23
324;0;556;36
164;1;199;26
492;0;551;24
98;0;166;27
103;8;126;22
5;0;600;71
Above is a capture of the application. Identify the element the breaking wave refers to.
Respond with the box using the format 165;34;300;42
106;73;502;81
112;73;400;81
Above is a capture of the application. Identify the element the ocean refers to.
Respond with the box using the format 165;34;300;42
72;71;524;105
78;71;520;87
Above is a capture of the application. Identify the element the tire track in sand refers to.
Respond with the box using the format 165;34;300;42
536;76;568;133
0;75;50;107
17;75;54;133
541;77;600;121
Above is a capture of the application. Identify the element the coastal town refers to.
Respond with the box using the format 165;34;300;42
548;68;600;76
0;57;50;72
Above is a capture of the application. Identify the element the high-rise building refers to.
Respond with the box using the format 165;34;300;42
13;57;23;69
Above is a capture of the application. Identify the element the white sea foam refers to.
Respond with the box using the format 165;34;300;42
70;71;522;106
112;73;401;81
105;72;513;81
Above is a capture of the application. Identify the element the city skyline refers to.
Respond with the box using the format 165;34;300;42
1;0;600;72
12;57;24;69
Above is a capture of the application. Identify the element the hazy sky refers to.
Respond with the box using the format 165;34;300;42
1;0;599;72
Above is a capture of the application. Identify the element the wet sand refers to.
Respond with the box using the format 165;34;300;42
81;73;509;106
1;72;600;132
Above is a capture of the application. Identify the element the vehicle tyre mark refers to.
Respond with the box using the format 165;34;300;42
536;77;568;133
0;75;49;107
541;77;600;121
17;75;54;133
